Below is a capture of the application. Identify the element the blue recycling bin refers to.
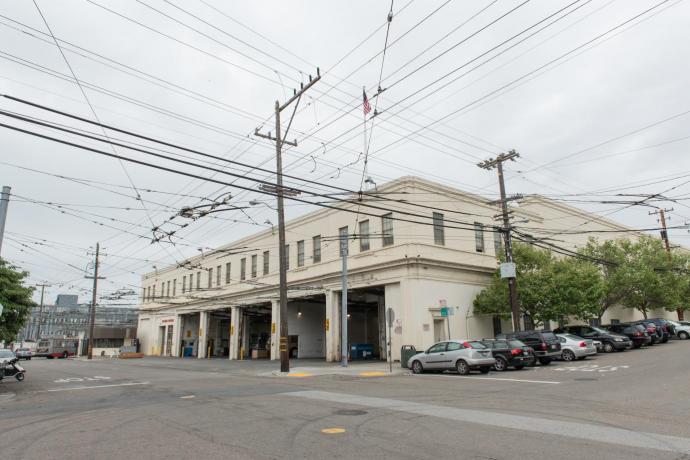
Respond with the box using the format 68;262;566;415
183;346;194;357
350;343;374;360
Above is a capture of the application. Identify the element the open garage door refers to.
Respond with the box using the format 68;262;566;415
240;304;271;359
346;286;385;360
288;295;326;359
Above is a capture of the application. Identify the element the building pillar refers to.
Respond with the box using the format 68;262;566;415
229;307;240;360
325;289;340;362
198;311;210;359
172;314;183;358
270;299;280;360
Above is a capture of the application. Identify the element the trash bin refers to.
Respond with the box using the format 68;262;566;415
400;345;417;368
350;343;374;360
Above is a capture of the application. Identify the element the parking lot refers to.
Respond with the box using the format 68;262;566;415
1;340;690;460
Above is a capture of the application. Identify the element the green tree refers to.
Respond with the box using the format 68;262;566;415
0;258;35;342
579;238;629;319
473;243;604;326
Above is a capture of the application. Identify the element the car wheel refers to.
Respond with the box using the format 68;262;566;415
603;342;615;353
479;367;491;374
562;349;576;362
679;331;689;340
633;343;642;349
455;360;470;375
62;351;69;359
514;365;525;370
15;373;24;382
493;356;508;372
538;357;551;365
411;360;424;374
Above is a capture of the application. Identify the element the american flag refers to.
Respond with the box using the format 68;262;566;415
362;89;371;115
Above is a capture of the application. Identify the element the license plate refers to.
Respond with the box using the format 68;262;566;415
551;345;557;350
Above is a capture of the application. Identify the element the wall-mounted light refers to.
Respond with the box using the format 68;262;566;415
297;307;302;318
347;313;351;319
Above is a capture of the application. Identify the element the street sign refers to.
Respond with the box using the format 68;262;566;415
386;308;395;327
440;307;455;317
500;262;516;279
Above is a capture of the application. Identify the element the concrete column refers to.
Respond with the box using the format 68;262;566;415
229;307;240;360
270;299;280;360
325;289;340;362
198;311;210;359
172;314;183;358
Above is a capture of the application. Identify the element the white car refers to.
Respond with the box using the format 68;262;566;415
556;334;597;361
0;349;16;365
668;320;690;340
408;340;496;375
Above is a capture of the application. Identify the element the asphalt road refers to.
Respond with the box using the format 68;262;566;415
1;340;690;460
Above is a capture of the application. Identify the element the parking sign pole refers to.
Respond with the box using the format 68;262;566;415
340;237;348;367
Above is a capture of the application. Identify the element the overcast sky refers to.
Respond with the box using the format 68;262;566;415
1;0;689;305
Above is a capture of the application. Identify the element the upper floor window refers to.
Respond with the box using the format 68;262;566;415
297;240;305;267
312;235;321;263
225;263;231;284
172;279;176;297
382;213;394;246
240;258;246;280
493;230;503;257
251;254;258;278
208;268;213;288
359;220;370;252
284;244;290;270
263;251;269;275
339;226;348;256
433;212;445;245
474;222;485;253
182;276;186;293
216;265;221;286
196;272;201;289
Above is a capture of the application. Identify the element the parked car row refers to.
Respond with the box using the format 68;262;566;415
407;317;686;375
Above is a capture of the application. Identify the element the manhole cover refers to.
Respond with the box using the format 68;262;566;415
334;409;368;416
573;378;598;381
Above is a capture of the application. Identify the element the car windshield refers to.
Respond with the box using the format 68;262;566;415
564;334;583;341
18;348;29;352
591;327;609;334
0;350;15;358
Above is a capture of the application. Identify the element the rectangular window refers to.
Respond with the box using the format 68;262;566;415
474;222;485;253
297;240;305;267
208;268;213;288
359;220;370;251
166;281;170;297
382;213;394;246
240;258;246;280
153;285;156;300
225;263;231;284
251;254;257;278
172;279;176;297
433;212;445;245
494;230;503;257
312;235;321;263
216;265;221;286
182;276;187;293
196;272;201;289
263;251;269;275
339;226;348;256
161;283;164;298
284;244;290;270
147;286;151;301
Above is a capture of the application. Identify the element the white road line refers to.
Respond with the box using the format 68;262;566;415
287;390;690;455
36;382;150;393
412;373;560;384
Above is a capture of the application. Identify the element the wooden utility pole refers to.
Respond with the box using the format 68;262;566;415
478;150;521;332
34;283;49;341
649;207;682;319
255;68;321;373
85;243;104;359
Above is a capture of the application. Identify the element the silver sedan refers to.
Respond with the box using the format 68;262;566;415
408;340;495;375
556;334;597;361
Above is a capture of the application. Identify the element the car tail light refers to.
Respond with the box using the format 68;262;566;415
540;343;547;350
463;341;472;349
662;325;668;332
510;348;522;356
579;341;587;348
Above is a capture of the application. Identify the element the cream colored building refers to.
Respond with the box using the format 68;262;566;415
136;176;672;362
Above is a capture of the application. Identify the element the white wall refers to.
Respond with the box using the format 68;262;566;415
287;301;325;358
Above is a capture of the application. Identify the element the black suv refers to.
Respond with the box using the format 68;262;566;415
645;318;671;343
602;323;650;349
481;339;535;371
495;330;561;365
554;325;632;352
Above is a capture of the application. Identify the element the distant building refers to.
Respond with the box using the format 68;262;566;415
18;294;138;341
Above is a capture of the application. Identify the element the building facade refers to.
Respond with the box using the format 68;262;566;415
136;177;674;362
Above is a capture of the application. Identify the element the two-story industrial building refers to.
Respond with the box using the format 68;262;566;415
136;176;671;362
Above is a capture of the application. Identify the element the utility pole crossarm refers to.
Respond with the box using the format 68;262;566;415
253;129;298;147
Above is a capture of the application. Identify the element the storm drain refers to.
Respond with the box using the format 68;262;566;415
334;409;368;416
